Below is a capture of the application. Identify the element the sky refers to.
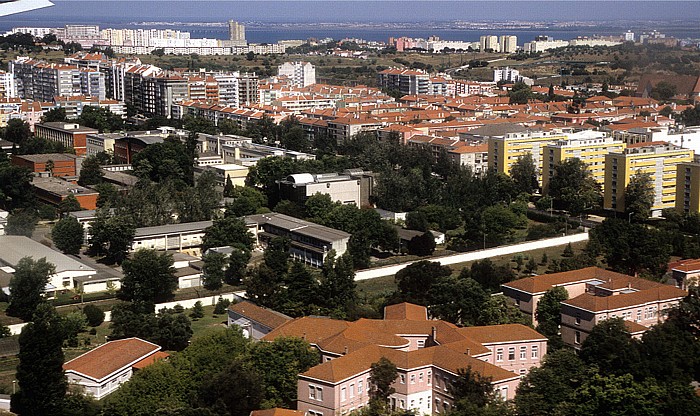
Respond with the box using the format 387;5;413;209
8;1;700;23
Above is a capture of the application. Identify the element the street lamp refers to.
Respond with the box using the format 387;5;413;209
12;380;16;394
628;212;633;224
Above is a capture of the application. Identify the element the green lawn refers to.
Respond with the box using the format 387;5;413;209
188;305;230;340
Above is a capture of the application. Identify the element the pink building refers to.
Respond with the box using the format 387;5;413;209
263;303;547;416
502;267;687;349
670;258;700;290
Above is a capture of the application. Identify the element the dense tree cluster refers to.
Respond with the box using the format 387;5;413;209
391;260;527;327
102;328;319;416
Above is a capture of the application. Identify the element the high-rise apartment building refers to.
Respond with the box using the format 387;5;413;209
228;20;246;42
480;35;500;52
277;61;316;87
499;35;518;53
9;57;106;102
675;162;700;214
542;132;625;193
604;142;694;215
237;72;259;106
377;69;430;96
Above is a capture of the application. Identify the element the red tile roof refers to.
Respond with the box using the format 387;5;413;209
63;338;160;381
562;286;687;313
229;300;292;330
131;351;169;370
251;409;306;416
384;303;428;320
502;267;631;294
457;324;547;344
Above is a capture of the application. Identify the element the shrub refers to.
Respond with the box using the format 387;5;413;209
213;297;231;315
82;304;105;327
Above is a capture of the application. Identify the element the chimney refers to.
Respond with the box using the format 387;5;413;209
302;332;306;340
343;346;348;355
467;348;471;356
431;326;437;342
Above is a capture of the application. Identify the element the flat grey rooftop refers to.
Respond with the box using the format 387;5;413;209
134;221;213;238
0;236;95;274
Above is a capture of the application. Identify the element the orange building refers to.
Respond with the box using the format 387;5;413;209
11;153;79;177
31;177;98;210
34;122;98;156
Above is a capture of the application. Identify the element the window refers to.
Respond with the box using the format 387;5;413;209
575;314;581;325
410;374;416;384
400;400;405;409
427;371;432;385
435;399;441;413
419;372;424;383
575;330;581;345
520;346;527;360
309;386;316;400
316;387;323;401
501;386;509;399
508;347;515;361
400;374;405;384
349;384;354;398
358;380;362;394
341;387;346;402
417;340;425;348
411;400;415;408
636;310;641;322
496;348;503;362
531;345;539;359
519;369;527;378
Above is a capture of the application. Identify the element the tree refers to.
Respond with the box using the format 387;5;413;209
7;257;55;321
510;153;539;195
535;287;568;348
515;349;587;416
190;301;205;320
198;359;264;416
78;155;104;186
152;309;193;351
465;259;516;293
41;107;67;123
407;230;437;256
11;303;67;416
225;186;268;217
547;158;601;215
214;297;231;315
202;251;227;291
248;337;320;408
225;248;251;286
0;164;35;210
52;216;84;255
57;194;81;215
477;294;529;326
88;212;135;264
119;249;178;307
4;119;31;144
263;236;290;276
569;373;665;416
624;171;655;222
82;304;105;327
509;82;534;104
649;81;677;102
63;310;88;347
283;261;320;316
320;252;356;314
5;209;38;237
202;216;254;252
369;357;398;414
78;106;124;133
450;366;496;414
579;318;640;376
395;261;451;305
428;277;489;326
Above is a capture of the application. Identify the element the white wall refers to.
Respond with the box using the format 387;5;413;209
355;233;589;281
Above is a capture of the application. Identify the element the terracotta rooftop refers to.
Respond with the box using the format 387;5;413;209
229;300;292;330
384;302;428;321
562;286;687;313
131;351;169;370
457;324;548;344
251;409;306;416
63;338;160;381
671;258;700;273
502;267;632;294
624;320;648;334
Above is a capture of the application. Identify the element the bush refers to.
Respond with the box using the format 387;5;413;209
173;304;185;314
190;301;204;320
82;304;105;327
214;297;231;315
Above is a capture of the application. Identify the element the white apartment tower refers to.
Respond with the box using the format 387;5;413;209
480;35;500;52
277;61;316;88
228;20;246;42
499;35;518;54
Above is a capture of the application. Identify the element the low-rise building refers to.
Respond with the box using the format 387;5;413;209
31;177;98;210
502;266;687;348
264;303;546;415
246;213;351;267
34;122;98;156
131;221;213;253
227;300;293;340
11;153;80;177
0;235;96;291
670;258;700;289
276;170;375;207
64;338;167;399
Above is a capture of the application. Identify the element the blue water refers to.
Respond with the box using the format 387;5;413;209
2;1;700;43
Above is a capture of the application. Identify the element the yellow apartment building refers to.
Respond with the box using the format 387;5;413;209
488;130;567;180
542;131;626;193
676;162;700;214
604;142;694;215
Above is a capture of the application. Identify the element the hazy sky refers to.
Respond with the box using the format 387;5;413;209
7;1;700;23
